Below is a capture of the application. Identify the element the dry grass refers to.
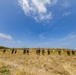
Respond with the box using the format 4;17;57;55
0;49;76;75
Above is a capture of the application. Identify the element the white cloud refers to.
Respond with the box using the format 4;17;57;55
0;33;13;40
62;34;76;41
34;33;76;49
56;34;76;49
18;0;57;21
61;0;71;8
60;0;76;9
63;12;71;16
34;12;52;22
18;0;76;22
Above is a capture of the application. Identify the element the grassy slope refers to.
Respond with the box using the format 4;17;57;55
0;49;76;75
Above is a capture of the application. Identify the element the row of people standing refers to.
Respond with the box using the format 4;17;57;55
3;48;76;55
3;48;50;55
3;48;17;54
58;50;75;55
36;49;50;55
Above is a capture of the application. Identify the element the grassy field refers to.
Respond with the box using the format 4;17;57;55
0;49;76;75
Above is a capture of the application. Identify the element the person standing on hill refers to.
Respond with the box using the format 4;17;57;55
42;49;45;55
11;48;14;54
27;49;29;55
67;50;70;56
3;48;6;53
72;50;75;55
47;49;50;55
23;49;27;54
37;48;40;55
38;49;40;55
58;49;61;55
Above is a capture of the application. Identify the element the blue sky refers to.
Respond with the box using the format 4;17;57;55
0;0;76;49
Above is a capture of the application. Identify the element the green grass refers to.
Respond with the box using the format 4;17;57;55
0;65;10;75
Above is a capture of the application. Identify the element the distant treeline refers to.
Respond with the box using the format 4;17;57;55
0;46;8;49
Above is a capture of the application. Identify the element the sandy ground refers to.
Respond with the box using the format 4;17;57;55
0;51;76;75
